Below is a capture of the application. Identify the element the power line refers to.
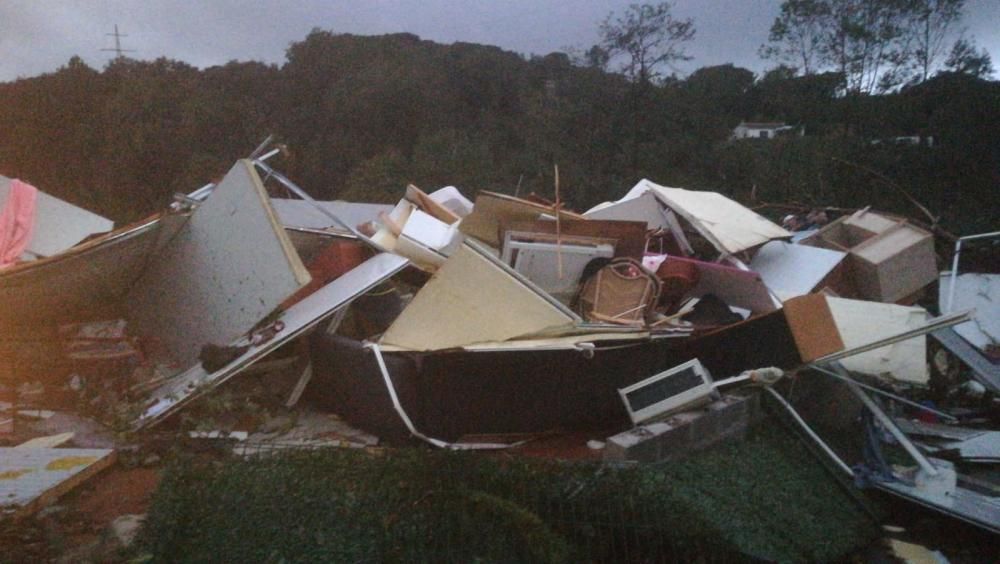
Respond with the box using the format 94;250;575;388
101;24;137;59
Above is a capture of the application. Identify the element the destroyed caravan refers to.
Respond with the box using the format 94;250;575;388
2;155;998;533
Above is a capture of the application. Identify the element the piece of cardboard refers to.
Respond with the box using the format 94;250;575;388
782;294;845;363
851;223;937;303
801;210;936;303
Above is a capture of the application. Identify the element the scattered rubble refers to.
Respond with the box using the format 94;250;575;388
1;141;997;558
107;513;145;549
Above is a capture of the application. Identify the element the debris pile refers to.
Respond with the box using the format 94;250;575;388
1;145;998;544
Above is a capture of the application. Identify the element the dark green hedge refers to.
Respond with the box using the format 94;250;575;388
139;423;880;562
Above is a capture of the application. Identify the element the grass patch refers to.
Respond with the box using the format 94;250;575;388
139;423;882;562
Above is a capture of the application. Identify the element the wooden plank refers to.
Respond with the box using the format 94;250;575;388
405;184;460;225
459;191;585;248
14;433;75;449
126;160;311;368
285;362;313;408
0;448;116;520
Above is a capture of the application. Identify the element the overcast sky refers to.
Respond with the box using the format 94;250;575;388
1;0;997;82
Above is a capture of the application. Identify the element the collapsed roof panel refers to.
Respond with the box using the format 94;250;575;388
629;179;791;255
0;175;114;261
380;243;577;351
0;213;186;328
584;190;672;230
826;297;929;385
134;251;409;429
939;273;1000;355
126;160;311;368
750;241;847;300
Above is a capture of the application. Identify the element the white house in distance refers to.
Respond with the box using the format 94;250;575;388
731;121;801;140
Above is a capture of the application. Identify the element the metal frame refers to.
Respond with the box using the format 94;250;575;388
944;230;1000;312
251;158;387;253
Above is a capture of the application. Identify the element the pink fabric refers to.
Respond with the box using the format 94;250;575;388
0;179;38;268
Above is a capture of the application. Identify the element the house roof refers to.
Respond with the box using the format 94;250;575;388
625;179;791;255
739;122;788;129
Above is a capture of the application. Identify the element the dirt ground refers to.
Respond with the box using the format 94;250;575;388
1;464;160;563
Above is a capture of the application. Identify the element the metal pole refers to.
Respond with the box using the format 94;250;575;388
816;310;970;364
248;134;275;160
833;363;938;477
763;386;855;477
807;365;958;422
946;238;962;313
365;342;515;450
251;159;387;252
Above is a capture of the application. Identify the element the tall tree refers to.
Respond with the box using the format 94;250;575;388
906;0;965;82
824;0;912;94
598;2;695;85
760;0;829;75
595;2;695;177
763;0;966;93
944;37;994;78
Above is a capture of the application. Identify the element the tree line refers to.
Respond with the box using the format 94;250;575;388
0;2;996;232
